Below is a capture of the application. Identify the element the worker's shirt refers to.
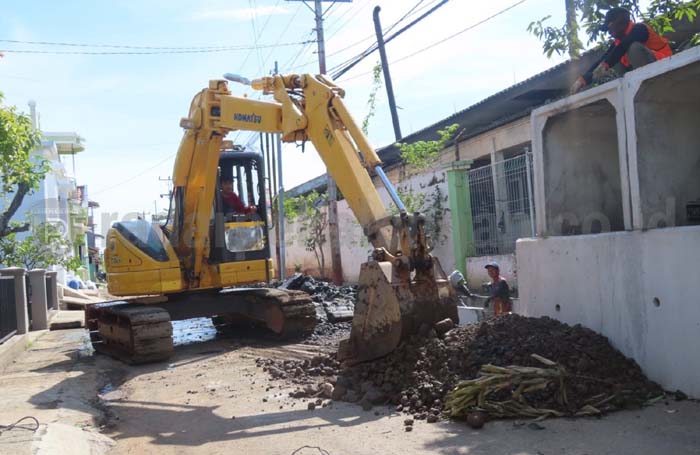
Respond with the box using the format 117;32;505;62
583;22;672;85
488;277;510;301
222;191;252;214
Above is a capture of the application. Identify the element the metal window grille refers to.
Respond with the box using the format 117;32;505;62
0;276;17;343
468;153;535;255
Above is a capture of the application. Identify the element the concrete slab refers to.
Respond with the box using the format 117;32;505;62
517;225;700;398
623;46;700;230
32;423;115;455
531;80;631;236
0;331;46;372
49;310;85;331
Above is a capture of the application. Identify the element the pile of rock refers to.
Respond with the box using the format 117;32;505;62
259;314;663;423
279;273;357;323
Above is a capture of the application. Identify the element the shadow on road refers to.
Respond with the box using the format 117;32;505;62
26;322;380;448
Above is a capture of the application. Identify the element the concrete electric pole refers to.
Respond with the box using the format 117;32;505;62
287;0;350;285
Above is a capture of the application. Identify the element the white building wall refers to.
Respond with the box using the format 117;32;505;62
517;227;700;397
520;47;700;397
274;169;454;283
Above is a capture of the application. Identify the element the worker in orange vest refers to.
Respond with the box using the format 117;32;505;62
571;7;672;94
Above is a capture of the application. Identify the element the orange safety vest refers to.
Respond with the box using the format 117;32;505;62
617;22;672;68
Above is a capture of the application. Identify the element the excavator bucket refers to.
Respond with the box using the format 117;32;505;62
337;256;459;365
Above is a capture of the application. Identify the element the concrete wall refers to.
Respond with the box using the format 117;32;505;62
625;48;700;229
542;100;625;234
517;226;700;397
275;170;454;283
520;48;700;397
532;82;630;236
465;253;517;292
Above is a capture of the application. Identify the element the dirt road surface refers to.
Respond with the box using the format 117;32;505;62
2;322;700;455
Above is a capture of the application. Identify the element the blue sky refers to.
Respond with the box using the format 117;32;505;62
1;0;572;234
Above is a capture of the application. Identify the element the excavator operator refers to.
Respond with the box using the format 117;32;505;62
220;177;256;214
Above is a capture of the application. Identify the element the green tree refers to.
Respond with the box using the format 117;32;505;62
389;185;426;215
361;61;383;136
398;123;460;172
528;1;700;58
0;222;80;271
284;191;328;277
0;92;47;238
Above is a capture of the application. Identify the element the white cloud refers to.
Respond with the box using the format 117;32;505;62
191;5;289;21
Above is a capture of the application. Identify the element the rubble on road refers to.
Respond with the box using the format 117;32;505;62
258;314;663;424
279;273;357;324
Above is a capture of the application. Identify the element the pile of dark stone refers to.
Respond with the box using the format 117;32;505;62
279;273;357;323
258;314;663;423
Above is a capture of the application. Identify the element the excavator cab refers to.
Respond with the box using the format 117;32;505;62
209;148;270;277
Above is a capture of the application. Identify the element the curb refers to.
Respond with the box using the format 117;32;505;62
0;330;47;372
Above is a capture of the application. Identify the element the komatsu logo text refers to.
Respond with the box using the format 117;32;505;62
234;113;262;124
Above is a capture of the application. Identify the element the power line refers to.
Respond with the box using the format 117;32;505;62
329;0;449;78
260;2;304;72
324;0;372;40
249;0;265;73
91;152;177;196
0;38;286;51
384;0;426;35
389;0;529;66
288;0;422;73
335;0;527;80
0;41;313;55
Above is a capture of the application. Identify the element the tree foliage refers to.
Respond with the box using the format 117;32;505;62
361;61;383;136
284;191;328;276
0;92;47;238
528;0;700;58
0;222;80;271
398;123;460;171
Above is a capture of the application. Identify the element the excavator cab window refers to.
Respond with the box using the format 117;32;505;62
209;151;270;264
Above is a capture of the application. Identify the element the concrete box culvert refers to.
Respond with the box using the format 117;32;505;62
531;81;630;236
624;47;700;230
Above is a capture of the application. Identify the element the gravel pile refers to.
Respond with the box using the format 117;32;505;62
280;273;357;324
258;314;663;422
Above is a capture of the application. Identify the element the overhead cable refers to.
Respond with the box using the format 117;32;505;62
0;41;314;55
329;0;450;79
335;0;527;80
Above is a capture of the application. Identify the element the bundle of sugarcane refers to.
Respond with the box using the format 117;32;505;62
445;354;573;419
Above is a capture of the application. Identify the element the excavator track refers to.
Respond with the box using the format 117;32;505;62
211;289;316;339
86;303;174;365
85;288;316;364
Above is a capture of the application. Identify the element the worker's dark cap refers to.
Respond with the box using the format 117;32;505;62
484;261;500;270
600;7;632;32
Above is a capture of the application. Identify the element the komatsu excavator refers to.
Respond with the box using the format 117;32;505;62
86;73;458;364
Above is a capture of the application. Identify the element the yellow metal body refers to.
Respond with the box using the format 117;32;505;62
106;74;394;297
105;226;185;295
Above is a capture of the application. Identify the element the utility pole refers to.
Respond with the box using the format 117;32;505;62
274;61;287;280
287;0;348;284
373;6;402;141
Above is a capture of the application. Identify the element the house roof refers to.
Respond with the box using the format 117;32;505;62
286;48;605;198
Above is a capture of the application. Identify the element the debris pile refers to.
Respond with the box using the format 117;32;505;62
279;273;357;323
259;314;663;423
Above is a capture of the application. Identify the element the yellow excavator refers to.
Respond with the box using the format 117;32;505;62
86;74;458;364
